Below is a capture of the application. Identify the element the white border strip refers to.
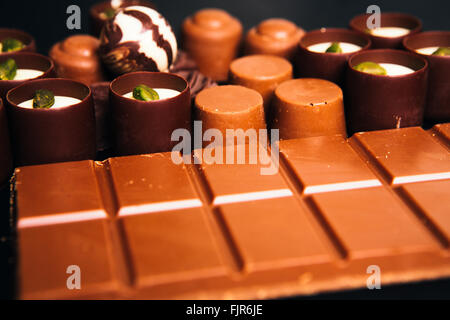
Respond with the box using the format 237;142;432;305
213;189;293;206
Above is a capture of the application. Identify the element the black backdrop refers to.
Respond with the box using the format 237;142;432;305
0;0;449;55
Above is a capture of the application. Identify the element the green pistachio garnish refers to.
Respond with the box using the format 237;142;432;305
353;61;387;76
1;38;25;52
432;47;450;56
102;8;117;19
33;89;55;109
0;58;17;80
133;84;159;101
326;42;343;53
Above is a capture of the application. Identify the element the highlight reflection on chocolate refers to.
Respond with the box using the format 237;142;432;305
350;13;422;49
110;71;190;156
404;31;450;124
6;79;96;166
0;52;54;101
296;28;371;87
244;18;305;61
346;49;428;134
0;28;36;55
0;98;13;190
271;78;347;139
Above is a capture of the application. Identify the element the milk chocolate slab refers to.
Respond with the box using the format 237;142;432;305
108;153;201;216
120;208;227;288
194;144;292;205
351;127;450;184
18;220;116;299
218;198;332;273
398;180;450;243
309;188;441;261
279;135;381;194
15;161;107;228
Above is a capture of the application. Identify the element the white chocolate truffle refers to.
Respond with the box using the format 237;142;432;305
18;96;82;109
379;63;415;76
307;42;362;53
13;69;44;81
123;88;180;100
370;27;410;38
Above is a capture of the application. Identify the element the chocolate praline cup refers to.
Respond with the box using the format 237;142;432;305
349;12;422;49
346;49;428;134
0;52;55;101
0;28;36;55
403;31;450;124
182;8;243;82
89;0;155;36
229;54;292;114
110;72;190;156
296;28;371;87
0;98;13;191
49;35;106;86
271;78;347;140
244;18;305;62
194;85;266;147
6;79;96;167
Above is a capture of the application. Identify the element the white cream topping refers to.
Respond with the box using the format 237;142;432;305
379;63;415;76
307;42;362;53
370;27;410;38
416;47;440;55
13;69;44;81
124;88;180;100
18;96;82;109
114;6;178;72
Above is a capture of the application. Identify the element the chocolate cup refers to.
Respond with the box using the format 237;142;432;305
0;52;55;102
403;31;450;124
89;0;156;36
6;79;96;167
0;28;36;55
0;98;13;191
296;28;371;87
349;13;422;49
346;49;428;134
110;72;190;156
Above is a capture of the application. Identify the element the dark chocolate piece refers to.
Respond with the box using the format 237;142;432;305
0;98;12;190
0;29;36;55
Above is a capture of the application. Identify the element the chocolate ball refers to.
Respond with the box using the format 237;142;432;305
100;5;177;75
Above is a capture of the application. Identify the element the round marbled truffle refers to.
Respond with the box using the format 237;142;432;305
99;5;177;75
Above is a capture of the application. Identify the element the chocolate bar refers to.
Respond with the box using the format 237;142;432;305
12;124;450;299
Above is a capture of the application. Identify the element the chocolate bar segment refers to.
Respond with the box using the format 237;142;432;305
351;127;450;184
279;135;381;194
15;161;107;228
432;123;450;148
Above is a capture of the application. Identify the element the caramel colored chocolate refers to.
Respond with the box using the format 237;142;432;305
432;123;450;148
244;18;305;61
182;9;242;82
50;35;106;86
0;98;12;190
229;55;293;112
349;12;422;49
12;124;450;299
6;78;96;166
194;85;266;145
271;78;346;139
403;31;450;124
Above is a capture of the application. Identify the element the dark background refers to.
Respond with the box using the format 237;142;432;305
0;0;449;300
0;0;449;55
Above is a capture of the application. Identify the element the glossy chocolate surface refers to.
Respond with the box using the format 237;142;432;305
0;29;36;55
6;78;96;166
110;71;190;155
12;124;450;299
50;35;106;86
350;12;422;49
244;18;305;61
296;28;371;87
403;31;450;124
182;9;243;82
0;52;55;101
271;78;347;139
346;49;428;134
0;98;12;190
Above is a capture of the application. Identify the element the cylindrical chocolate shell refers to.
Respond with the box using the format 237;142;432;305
0;98;13;190
0;28;36;55
6;79;96;166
